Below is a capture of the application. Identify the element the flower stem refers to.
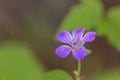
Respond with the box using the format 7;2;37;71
74;60;81;80
77;60;81;75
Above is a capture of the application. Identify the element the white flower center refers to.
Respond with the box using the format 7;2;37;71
72;41;82;50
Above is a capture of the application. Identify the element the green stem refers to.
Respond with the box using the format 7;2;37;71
77;60;81;75
74;60;81;80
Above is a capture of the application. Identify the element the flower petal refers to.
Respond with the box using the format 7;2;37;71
57;30;73;44
55;45;72;58
82;32;96;44
72;46;86;60
72;28;84;44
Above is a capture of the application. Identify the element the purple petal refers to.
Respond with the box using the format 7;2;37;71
72;46;86;60
57;30;73;44
72;28;84;44
55;45;72;58
82;32;96;44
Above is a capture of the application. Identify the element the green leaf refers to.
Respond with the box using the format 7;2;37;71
107;7;120;51
43;69;73;80
92;68;120;80
86;49;92;55
0;41;44;80
57;0;103;32
97;6;120;51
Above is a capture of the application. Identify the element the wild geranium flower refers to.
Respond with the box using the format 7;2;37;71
55;28;96;60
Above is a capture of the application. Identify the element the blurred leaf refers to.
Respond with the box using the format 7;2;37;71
96;18;109;36
43;69;73;80
56;0;103;33
86;49;92;56
97;7;120;51
0;41;44;80
106;7;120;51
92;68;120;80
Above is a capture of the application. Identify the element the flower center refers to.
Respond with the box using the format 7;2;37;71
72;41;82;50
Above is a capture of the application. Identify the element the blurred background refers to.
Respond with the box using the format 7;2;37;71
0;0;120;80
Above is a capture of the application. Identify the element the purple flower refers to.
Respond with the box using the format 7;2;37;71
55;28;96;60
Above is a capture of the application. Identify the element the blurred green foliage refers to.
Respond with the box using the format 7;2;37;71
43;69;73;80
0;41;43;80
97;7;120;51
57;0;103;31
92;68;120;80
0;41;73;80
56;0;120;52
